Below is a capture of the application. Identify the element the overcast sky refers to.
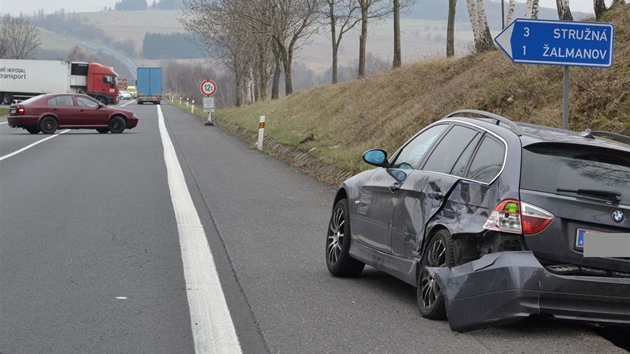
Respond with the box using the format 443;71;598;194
0;0;614;17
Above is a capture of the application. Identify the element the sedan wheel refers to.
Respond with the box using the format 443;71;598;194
2;93;13;105
39;116;58;134
325;199;365;277
417;229;454;320
108;116;126;134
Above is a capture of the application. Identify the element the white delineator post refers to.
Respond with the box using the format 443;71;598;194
257;116;265;151
205;111;214;126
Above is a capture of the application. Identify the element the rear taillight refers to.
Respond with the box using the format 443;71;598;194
17;106;25;115
483;199;554;235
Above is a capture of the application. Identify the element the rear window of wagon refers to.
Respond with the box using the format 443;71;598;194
520;143;630;203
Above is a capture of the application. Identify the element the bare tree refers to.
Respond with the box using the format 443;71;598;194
525;0;540;18
392;0;417;68
594;0;607;19
556;0;573;20
466;0;494;53
0;33;6;59
447;0;457;57
357;0;392;78
392;0;402;67
0;15;42;59
67;45;89;61
180;0;263;106
322;0;361;83
270;0;323;95
506;0;516;24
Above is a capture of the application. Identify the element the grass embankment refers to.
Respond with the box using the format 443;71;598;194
207;5;630;186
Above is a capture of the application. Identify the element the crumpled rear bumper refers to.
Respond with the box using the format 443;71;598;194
430;251;630;332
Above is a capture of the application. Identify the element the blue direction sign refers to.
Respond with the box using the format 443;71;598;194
495;18;615;68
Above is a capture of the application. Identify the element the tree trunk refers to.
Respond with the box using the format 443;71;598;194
392;0;401;68
531;0;539;18
466;0;481;49
358;5;369;78
506;0;516;24
257;52;268;101
284;47;293;96
525;0;533;17
245;66;254;105
594;0;607;20
271;45;281;100
329;2;339;84
332;40;340;84
475;0;495;52
556;0;573;20
234;66;242;107
447;0;456;57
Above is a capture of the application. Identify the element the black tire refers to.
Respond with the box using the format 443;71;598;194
417;229;455;320
326;199;365;277
26;127;40;134
39;116;58;134
108;116;126;134
2;93;13;105
96;96;108;105
96;128;109;134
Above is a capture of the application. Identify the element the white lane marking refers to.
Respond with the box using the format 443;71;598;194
157;106;242;354
0;130;70;162
0;122;7;125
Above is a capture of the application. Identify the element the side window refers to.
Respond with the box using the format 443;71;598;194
451;133;482;177
467;135;505;183
56;95;73;106
392;124;448;169
47;97;58;106
77;96;98;108
422;125;480;174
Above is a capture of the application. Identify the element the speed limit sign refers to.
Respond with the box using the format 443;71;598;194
200;79;217;97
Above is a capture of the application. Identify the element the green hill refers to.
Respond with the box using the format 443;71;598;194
211;4;630;186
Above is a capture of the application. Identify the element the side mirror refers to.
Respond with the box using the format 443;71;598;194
362;149;389;167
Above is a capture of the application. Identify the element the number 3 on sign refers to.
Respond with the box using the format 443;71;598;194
200;79;217;97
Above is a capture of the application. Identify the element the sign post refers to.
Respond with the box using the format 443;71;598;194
200;79;217;126
495;19;615;128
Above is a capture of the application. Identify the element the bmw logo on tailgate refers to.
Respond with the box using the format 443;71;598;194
612;210;624;223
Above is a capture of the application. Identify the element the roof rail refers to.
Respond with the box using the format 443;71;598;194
580;129;630;144
445;109;523;136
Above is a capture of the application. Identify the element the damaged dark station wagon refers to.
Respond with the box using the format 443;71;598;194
325;110;630;332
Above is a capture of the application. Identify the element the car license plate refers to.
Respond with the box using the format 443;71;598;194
10;107;16;115
575;228;594;249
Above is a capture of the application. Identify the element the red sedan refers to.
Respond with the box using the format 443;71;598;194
8;93;139;134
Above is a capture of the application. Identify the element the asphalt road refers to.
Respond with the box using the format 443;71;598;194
1;101;628;354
